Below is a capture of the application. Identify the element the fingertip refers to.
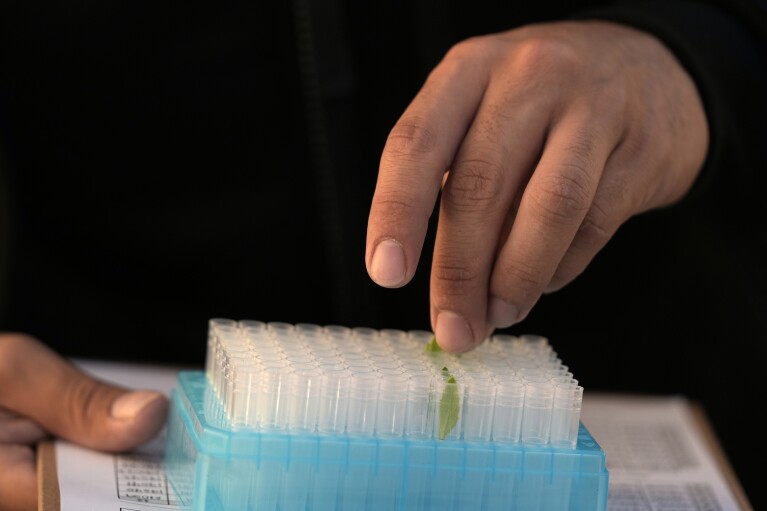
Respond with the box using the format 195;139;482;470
543;277;568;295
369;239;408;288
128;392;169;444
435;311;475;353
107;391;168;451
110;390;165;420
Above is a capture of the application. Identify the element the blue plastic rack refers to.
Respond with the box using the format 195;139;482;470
165;371;608;510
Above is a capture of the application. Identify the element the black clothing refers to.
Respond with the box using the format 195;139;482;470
1;0;765;505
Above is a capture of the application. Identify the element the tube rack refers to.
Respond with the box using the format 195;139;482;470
164;320;608;510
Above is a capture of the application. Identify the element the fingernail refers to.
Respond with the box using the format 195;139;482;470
111;391;163;420
370;239;406;287
488;297;519;328
435;311;474;352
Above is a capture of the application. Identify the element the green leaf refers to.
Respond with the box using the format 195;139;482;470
438;372;460;440
426;336;442;353
426;338;460;439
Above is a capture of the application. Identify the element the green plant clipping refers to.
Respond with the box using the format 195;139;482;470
426;336;442;353
438;373;460;440
426;338;460;440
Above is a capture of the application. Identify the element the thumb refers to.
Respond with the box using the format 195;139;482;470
0;334;168;451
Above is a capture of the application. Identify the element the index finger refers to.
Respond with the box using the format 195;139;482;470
366;41;491;288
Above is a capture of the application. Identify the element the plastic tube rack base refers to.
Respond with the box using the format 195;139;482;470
165;371;608;511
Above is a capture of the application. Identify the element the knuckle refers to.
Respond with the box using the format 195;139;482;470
433;261;480;297
529;168;592;224
577;203;613;245
371;190;429;232
444;36;492;62
582;88;627;128
564;126;600;163
384;117;438;158
62;377;102;435
444;159;503;211
373;192;418;218
510;34;582;79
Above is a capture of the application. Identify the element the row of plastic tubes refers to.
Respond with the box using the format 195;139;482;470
208;343;570;384
209;320;554;358
205;320;573;406
204;321;583;447
206;321;567;381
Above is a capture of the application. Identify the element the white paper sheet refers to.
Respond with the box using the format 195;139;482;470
581;394;742;510
57;361;181;511
55;362;746;510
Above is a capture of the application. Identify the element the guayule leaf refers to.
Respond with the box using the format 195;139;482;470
426;336;442;353
438;373;460;440
426;338;460;439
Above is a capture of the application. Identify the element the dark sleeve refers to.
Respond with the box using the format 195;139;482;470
576;0;767;210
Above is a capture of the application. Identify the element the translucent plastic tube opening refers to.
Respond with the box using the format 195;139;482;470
207;320;584;446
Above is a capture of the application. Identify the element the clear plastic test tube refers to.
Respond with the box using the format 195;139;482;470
295;323;323;337
549;384;583;448
346;370;380;435
508;338;531;357
317;367;351;434
435;371;462;441
229;362;262;428
492;376;525;443
545;366;572;380
223;364;236;421
519;369;546;386
407;330;435;346
239;319;266;334
206;318;236;379
379;329;407;344
285;364;321;432
462;376;496;442
256;362;291;430
284;349;315;366
343;351;368;366
521;376;555;444
352;326;378;340
370;357;401;372
490;333;517;344
375;369;408;437
324;324;351;340
520;334;549;347
210;336;223;393
400;358;427;374
267;321;295;336
404;375;435;438
219;345;249;403
367;345;395;362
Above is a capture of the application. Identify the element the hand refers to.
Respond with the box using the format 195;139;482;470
0;334;168;511
366;21;708;351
